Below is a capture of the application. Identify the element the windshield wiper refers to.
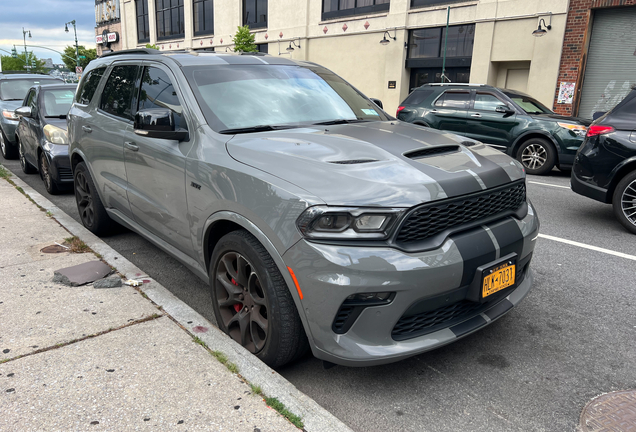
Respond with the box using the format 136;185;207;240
218;124;299;134
312;119;370;125
45;115;67;119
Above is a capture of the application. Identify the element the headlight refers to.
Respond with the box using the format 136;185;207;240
2;109;18;120
296;206;403;240
558;122;587;137
43;124;69;144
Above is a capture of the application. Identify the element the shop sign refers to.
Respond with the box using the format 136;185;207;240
95;0;120;24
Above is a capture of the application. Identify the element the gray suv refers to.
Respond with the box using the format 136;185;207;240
68;49;539;368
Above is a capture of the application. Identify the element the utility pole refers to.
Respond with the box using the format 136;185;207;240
65;20;80;70
22;27;32;73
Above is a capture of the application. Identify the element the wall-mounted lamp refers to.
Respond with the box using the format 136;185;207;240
532;14;552;37
380;30;396;46
286;38;301;52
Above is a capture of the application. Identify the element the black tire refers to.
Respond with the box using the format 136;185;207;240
39;152;60;195
18;139;36;174
612;170;636;235
517;138;556;175
209;230;309;368
74;162;114;235
0;128;18;159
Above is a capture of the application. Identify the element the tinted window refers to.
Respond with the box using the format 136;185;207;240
138;67;185;129
474;93;503;112
0;79;60;101
77;68;106;105
43;89;76;117
408;28;441;58
99;65;139;120
435;91;470;109
402;89;434;106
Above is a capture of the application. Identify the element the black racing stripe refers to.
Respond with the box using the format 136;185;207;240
450;315;487;337
488;218;524;258
469;152;513;189
452;227;497;287
484;299;513;320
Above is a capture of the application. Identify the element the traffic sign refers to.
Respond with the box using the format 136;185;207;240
75;66;83;74
79;55;86;59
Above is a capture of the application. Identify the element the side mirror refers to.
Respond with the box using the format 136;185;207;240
134;108;188;141
496;105;515;115
14;106;32;118
370;98;383;109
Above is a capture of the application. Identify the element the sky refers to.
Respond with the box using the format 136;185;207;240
0;0;97;68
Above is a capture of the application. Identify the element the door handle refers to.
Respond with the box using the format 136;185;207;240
124;141;139;151
471;113;482;118
430;109;438;113
82;126;92;133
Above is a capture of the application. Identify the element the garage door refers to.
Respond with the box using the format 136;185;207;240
578;7;636;120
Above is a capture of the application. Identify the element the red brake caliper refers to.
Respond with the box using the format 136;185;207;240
232;278;242;312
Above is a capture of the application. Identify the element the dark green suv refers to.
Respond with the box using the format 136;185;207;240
397;84;592;175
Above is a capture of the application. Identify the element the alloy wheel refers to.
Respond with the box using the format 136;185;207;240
0;132;5;157
620;178;636;228
19;142;27;171
521;144;547;170
215;252;269;353
75;171;94;227
41;154;52;190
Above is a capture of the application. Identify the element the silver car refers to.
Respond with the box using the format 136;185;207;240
68;49;539;368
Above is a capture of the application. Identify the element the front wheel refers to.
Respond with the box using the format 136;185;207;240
40;153;60;195
517;138;556;175
612;170;636;235
19;140;36;174
209;230;308;368
74;162;115;235
1;129;18;160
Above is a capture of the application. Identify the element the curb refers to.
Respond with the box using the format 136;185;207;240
2;166;354;432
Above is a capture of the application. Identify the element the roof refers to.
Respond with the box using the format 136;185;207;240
0;73;61;80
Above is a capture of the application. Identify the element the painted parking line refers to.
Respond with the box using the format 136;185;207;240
528;181;571;190
538;233;636;261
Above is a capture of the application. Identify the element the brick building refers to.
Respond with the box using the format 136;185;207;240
554;0;636;117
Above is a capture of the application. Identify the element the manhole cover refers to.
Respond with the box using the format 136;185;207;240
580;389;636;431
40;245;69;254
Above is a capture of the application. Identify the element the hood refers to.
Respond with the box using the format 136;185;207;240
43;117;68;130
0;100;23;112
530;113;592;126
226;122;524;207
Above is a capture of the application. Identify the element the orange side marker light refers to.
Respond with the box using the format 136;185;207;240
287;267;303;300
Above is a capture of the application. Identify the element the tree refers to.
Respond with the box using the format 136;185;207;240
232;25;257;53
0;52;46;73
61;45;97;71
145;43;160;50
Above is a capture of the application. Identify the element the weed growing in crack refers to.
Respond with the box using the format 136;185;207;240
64;236;91;253
264;396;304;428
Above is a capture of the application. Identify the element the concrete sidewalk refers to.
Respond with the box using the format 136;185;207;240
0;172;325;431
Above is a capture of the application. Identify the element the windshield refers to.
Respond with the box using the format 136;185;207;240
503;91;553;115
42;88;76;117
184;64;389;132
0;79;61;101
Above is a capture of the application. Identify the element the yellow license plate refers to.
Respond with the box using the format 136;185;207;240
482;262;516;298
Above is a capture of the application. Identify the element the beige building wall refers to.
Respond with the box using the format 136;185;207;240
115;0;568;114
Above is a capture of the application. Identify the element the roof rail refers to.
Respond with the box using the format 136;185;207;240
99;48;160;58
425;83;487;87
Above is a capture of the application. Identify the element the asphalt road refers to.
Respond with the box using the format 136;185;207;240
3;156;635;432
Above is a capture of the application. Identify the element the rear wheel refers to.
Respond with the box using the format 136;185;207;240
1;128;18;159
612;170;636;235
74;162;114;235
39;153;60;195
517;138;556;175
209;230;308;368
19;140;36;174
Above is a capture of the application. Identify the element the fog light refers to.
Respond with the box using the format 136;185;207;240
346;292;393;303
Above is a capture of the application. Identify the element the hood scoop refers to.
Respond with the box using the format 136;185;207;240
404;145;460;159
329;159;380;164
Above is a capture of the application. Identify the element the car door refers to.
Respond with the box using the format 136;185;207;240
21;88;39;167
428;90;470;134
123;63;193;255
464;92;519;150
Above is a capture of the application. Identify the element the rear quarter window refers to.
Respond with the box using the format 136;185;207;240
402;89;434;106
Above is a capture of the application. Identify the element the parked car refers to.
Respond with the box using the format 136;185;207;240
397;84;592;175
15;83;77;194
68;49;539;368
0;73;64;159
571;88;636;234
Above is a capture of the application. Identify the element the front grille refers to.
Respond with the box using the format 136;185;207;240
404;146;460;159
58;167;73;181
392;262;527;341
396;182;526;244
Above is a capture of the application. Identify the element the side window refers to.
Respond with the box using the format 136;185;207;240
474;93;504;112
99;65;139;120
77;68;106;105
402;89;434;106
138;67;186;129
435;91;470;109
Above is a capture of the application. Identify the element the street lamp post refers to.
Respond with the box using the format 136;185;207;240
22;27;32;73
64;20;80;71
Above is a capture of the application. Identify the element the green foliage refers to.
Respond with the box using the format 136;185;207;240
1;52;46;73
264;396;304;428
0;166;10;179
145;43;160;50
211;350;239;374
232;25;257;53
61;46;97;70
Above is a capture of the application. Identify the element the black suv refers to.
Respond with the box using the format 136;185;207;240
397;84;591;175
571;88;636;234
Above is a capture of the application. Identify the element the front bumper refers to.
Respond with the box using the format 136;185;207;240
283;202;539;366
43;142;73;183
